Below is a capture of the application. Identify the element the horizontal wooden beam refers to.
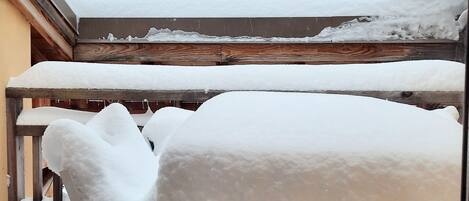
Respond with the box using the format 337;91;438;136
6;87;463;106
78;17;358;39
74;41;459;65
17;125;143;137
10;0;73;60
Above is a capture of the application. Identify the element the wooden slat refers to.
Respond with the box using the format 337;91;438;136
6;98;24;201
75;43;222;64
74;42;459;64
52;174;62;201
5;88;463;106
17;125;144;137
9;0;73;60
78;17;358;39
50;0;78;32
33;0;76;45
32;137;43;201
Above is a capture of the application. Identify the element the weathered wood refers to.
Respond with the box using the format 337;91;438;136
78;17;358;39
74;42;459;64
5;87;463;106
50;0;78;32
17;125;144;137
9;0;73;60
52;174;62;201
33;0;77;45
32;137;43;201
6;98;24;201
74;43;222;63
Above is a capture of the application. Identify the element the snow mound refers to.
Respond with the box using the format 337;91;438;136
42;103;157;201
7;60;465;92
142;107;194;152
157;92;462;201
17;106;152;126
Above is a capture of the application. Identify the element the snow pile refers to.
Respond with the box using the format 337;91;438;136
16;106;153;126
65;0;465;18
7;60;465;92
42;104;157;201
142;107;193;152
156;92;462;201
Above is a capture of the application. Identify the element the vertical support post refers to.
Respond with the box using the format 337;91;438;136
461;12;469;201
53;174;63;201
6;98;24;201
32;136;43;201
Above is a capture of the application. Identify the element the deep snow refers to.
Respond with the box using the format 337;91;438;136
8;60;465;92
42;104;157;201
156;92;462;201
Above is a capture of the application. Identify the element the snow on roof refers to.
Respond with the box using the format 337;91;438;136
156;92;462;201
7;60;464;92
65;0;466;18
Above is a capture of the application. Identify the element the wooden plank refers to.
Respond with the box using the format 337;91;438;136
6;98;24;201
50;0;78;31
74;42;459;65
52;174;62;201
9;0;73;60
221;43;459;64
74;43;222;63
33;0;77;45
78;17;358;39
32;137;43;201
5;88;463;106
17;125;144;137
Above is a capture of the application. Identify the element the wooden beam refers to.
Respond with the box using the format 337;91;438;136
9;0;73;60
34;0;77;45
6;98;24;201
74;41;459;65
32;137;43;201
5;88;463;106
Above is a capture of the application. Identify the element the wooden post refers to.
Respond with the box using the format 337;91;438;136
32;136;43;201
6;98;24;201
53;174;63;201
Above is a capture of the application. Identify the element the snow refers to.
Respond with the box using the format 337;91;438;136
7;60;465;92
42;103;157;201
142;107;193;152
110;13;463;42
156;92;462;201
65;0;466;18
17;106;153;126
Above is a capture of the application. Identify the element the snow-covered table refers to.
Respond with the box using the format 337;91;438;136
4;60;464;201
155;92;462;201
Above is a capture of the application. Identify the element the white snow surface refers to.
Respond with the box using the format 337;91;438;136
42;104;157;201
17;106;153;126
142;107;194;152
156;92;462;201
7;60;465;92
65;0;466;18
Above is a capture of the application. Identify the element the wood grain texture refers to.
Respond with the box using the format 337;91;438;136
6;98;24;201
32;137;43;201
6;88;463;107
9;0;73;59
74;42;459;65
75;43;222;64
33;0;76;45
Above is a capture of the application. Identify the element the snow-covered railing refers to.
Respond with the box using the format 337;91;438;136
5;60;465;201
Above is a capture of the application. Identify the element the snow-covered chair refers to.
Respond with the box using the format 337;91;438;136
42;104;158;201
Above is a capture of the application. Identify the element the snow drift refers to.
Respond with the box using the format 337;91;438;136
156;92;462;201
42;104;157;201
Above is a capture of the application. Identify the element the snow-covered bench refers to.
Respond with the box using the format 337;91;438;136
5;60;464;201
